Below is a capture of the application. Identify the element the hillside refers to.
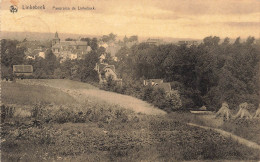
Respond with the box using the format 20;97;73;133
1;79;260;161
15;79;166;115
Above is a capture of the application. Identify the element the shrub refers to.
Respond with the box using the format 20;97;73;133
168;90;182;111
1;105;15;123
31;103;46;118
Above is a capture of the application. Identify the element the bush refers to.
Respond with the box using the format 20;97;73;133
1;105;15;123
101;78;183;112
31;103;46;118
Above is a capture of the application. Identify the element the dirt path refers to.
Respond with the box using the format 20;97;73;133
18;79;166;115
188;123;260;151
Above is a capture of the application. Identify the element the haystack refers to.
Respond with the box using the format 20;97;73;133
216;102;232;120
234;102;252;119
254;104;260;118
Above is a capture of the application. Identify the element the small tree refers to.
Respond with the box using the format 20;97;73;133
168;90;182;111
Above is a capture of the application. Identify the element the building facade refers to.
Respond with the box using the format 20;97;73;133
94;63;122;85
51;32;92;62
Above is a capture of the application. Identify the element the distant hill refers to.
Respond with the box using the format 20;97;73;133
2;31;256;44
0;31;100;41
1;31;203;43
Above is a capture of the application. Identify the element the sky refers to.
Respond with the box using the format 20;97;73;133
1;0;260;39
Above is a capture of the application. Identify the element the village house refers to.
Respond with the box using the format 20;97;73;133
144;79;163;86
26;55;36;60
24;46;47;60
94;63;122;85
144;79;172;94
51;32;92;62
70;53;78;60
18;40;50;60
146;38;163;46
13;65;33;76
38;51;45;58
178;40;198;47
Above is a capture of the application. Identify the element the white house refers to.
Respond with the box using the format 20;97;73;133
70;53;78;60
38;52;45;59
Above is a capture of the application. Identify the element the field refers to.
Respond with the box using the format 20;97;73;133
176;112;260;145
1;80;260;161
1;82;77;106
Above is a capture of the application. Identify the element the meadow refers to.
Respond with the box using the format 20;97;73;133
1;80;260;161
171;112;260;145
1;82;77;106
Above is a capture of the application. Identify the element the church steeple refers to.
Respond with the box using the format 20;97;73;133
52;31;60;46
55;31;59;39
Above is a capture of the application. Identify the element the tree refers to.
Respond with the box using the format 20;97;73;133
108;33;117;42
1;39;25;67
1;39;25;79
45;49;58;75
80;38;91;45
128;35;138;42
234;37;241;46
245;36;255;46
65;38;76;41
113;36;260;110
222;37;230;45
203;36;220;47
78;50;99;82
90;38;98;51
102;33;117;42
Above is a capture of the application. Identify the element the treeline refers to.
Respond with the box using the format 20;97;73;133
113;36;260;110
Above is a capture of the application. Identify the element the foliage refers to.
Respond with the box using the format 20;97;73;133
1;105;15;123
1;80;260;161
101;33;117;42
114;36;260;110
2;110;260;161
1;39;25;80
65;38;76;41
101;77;182;112
1;36;259;111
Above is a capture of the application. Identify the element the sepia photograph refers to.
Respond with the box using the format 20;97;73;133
0;0;260;161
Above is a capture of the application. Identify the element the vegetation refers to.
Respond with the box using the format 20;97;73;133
2;105;260;161
1;80;260;161
176;112;260;145
113;36;260;110
2;36;259;112
220;119;260;145
101;78;182;112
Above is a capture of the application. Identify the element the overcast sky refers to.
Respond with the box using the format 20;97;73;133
1;0;259;39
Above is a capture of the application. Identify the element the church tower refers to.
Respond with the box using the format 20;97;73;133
52;31;60;46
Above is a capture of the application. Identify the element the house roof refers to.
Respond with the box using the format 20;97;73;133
103;65;116;73
60;41;88;46
52;41;90;49
154;83;171;92
13;65;33;73
97;63;117;74
86;46;92;52
145;79;163;84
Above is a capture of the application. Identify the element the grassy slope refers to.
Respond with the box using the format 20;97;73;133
177;112;260;145
1;80;260;161
1;82;77;106
23;79;97;90
16;79;166;115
